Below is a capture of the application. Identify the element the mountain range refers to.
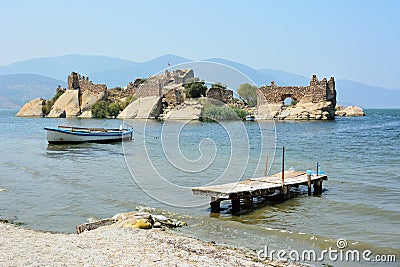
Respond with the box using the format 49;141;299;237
0;54;399;109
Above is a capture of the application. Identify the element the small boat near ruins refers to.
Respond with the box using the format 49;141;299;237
44;125;133;144
245;115;255;121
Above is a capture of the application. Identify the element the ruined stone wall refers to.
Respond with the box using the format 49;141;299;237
258;75;336;105
107;88;134;101
162;89;184;109
134;81;163;98
206;87;233;104
67;72;107;94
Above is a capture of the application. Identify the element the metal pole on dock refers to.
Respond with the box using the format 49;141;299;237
316;162;319;176
264;154;268;177
281;146;285;188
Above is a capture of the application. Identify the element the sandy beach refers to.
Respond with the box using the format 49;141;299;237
0;222;303;267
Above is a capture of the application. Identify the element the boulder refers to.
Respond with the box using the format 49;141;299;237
113;211;154;229
117;96;162;119
162;100;203;120
259;100;335;120
335;105;365;117
116;218;153;229
15;98;45;117
48;90;80;118
255;103;283;119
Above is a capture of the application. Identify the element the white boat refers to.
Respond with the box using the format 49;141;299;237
245;115;255;121
44;126;133;144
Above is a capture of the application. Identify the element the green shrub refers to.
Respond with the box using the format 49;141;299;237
106;102;122;118
183;78;207;98
229;106;248;119
238;83;258;107
91;100;109;118
201;104;241;121
42;105;51;116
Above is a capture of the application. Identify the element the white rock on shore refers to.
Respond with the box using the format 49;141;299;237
15;98;45;117
0;222;302;266
335;105;365;117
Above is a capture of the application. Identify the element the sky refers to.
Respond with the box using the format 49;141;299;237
2;0;400;89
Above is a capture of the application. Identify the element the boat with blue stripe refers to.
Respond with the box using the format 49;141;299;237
44;125;133;144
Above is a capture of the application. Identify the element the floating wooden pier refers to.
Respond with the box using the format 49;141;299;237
192;171;327;212
192;147;328;213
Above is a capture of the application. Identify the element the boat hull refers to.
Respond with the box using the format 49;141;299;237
44;127;133;144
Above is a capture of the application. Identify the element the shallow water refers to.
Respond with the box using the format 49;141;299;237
0;109;399;266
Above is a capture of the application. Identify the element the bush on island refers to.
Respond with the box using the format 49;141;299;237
237;83;258;107
201;103;247;121
183;77;207;98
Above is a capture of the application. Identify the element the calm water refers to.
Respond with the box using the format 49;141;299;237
0;109;399;266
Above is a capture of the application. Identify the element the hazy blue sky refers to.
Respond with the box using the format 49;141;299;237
2;0;399;88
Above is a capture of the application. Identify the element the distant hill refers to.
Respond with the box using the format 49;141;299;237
0;54;138;83
0;74;66;108
0;54;399;109
335;79;400;109
203;58;280;86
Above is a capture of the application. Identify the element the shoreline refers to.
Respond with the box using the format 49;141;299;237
0;222;303;266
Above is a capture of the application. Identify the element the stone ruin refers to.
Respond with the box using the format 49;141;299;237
206;87;233;104
68;72;107;94
256;75;337;120
134;69;194;99
258;75;336;106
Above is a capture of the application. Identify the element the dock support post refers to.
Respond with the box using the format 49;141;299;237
210;197;221;212
281;185;291;199
231;194;240;213
314;179;323;194
307;174;312;196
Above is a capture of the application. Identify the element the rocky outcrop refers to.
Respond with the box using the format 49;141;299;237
335;105;365;117
255;104;283;120
47;90;80;118
15;98;45;117
117;96;162;119
161;100;203;120
78;90;107;118
256;101;335;120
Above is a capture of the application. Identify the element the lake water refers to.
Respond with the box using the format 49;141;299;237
0;109;399;266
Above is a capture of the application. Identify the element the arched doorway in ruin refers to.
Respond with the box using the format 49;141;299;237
282;94;298;106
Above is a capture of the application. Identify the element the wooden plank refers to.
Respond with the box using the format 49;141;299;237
191;172;327;199
76;218;115;234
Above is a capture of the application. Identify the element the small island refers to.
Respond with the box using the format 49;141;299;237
16;69;364;120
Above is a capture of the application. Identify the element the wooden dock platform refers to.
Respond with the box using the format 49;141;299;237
192;171;328;213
